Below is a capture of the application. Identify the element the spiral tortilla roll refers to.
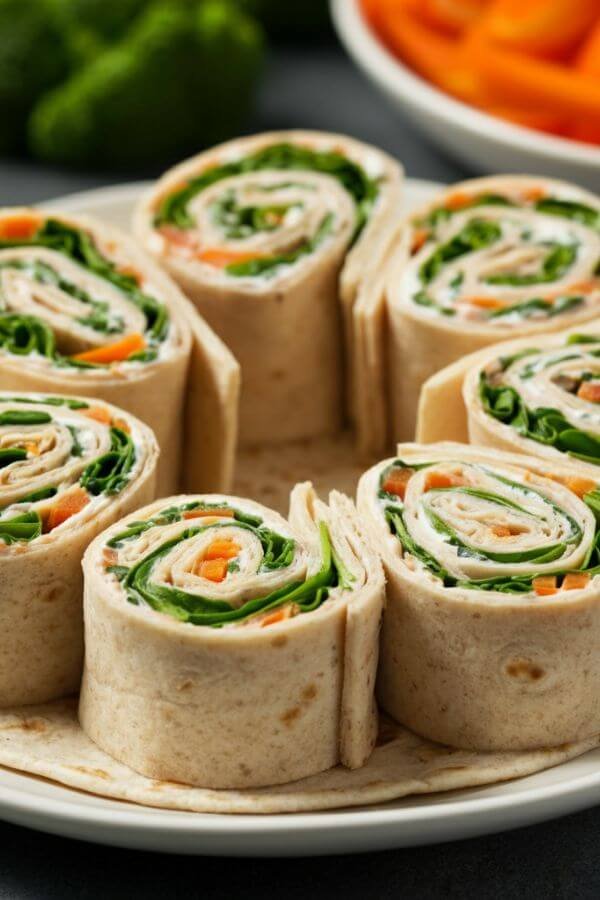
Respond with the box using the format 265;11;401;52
0;208;239;495
358;442;600;750
0;392;158;707
133;130;402;447
79;485;384;789
384;176;600;444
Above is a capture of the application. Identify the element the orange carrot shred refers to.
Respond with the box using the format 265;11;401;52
72;333;146;365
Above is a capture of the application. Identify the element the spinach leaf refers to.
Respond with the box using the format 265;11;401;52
419;219;502;284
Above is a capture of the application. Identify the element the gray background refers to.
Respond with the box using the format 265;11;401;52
0;44;598;899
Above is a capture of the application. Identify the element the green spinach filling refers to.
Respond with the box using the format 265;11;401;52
154;142;379;241
107;500;347;627
379;459;600;594
0;219;169;366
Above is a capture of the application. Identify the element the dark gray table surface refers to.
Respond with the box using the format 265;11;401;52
0;44;597;899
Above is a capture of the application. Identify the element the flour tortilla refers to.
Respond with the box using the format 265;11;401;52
133;130;402;449
358;443;600;751
0;393;158;707
384;176;600;444
0;699;597;813
415;317;600;449
79;486;384;789
0;208;239;495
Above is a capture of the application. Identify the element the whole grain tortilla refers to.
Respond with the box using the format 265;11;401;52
0;208;239;496
133;130;403;449
382;176;600;446
0;699;597;814
358;443;600;751
78;486;384;790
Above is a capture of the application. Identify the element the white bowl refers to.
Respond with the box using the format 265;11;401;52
331;0;600;189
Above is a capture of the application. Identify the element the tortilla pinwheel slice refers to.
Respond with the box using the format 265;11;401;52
0;392;158;707
79;486;384;789
0;208;239;495
383;176;600;445
358;443;600;751
133;130;402;447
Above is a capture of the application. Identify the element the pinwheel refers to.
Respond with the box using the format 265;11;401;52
382;176;600;445
79;486;384;789
358;443;600;750
133;131;403;447
416;322;600;474
0;392;158;706
0;208;239;494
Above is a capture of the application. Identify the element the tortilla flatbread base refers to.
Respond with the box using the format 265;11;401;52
0;699;596;814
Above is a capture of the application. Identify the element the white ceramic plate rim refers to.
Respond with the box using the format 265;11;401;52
331;0;600;169
2;179;598;855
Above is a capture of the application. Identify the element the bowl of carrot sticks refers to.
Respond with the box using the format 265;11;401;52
331;0;600;187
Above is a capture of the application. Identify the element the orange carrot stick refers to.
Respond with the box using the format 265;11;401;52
203;539;241;561
197;559;229;582
382;466;414;498
0;214;41;240
183;508;234;520
72;333;146;365
562;572;591;591
577;382;600;404
81;406;112;425
45;487;90;531
197;249;265;268
533;575;558;596
480;0;599;59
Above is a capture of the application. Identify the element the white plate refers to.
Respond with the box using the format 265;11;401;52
332;0;600;189
2;178;598;857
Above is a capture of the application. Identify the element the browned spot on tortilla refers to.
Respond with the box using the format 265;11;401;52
72;766;110;779
176;679;193;692
434;765;468;774
281;706;301;726
239;763;251;777
271;634;288;648
19;718;47;733
506;659;545;681
42;586;62;603
302;684;317;701
150;780;186;791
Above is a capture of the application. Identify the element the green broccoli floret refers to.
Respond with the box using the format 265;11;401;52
29;0;264;170
0;0;71;153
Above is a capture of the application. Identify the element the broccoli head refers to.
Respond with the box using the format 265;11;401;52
0;0;71;153
29;0;264;170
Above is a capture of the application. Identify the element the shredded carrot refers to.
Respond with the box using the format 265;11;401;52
103;547;118;566
382;466;414;499
562;572;591;591
577;381;600;404
24;442;40;456
411;228;431;253
45;487;89;531
521;186;547;202
444;191;472;210
196;558;229;582
81;406;112;425
563;476;597;498
491;524;512;537
533;575;558;596
424;471;463;491
260;606;293;627
203;539;241;561
183;508;234;519
462;295;505;309
72;333;146;365
197;248;265;268
118;265;142;284
0;214;41;241
112;417;131;434
479;0;599;59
